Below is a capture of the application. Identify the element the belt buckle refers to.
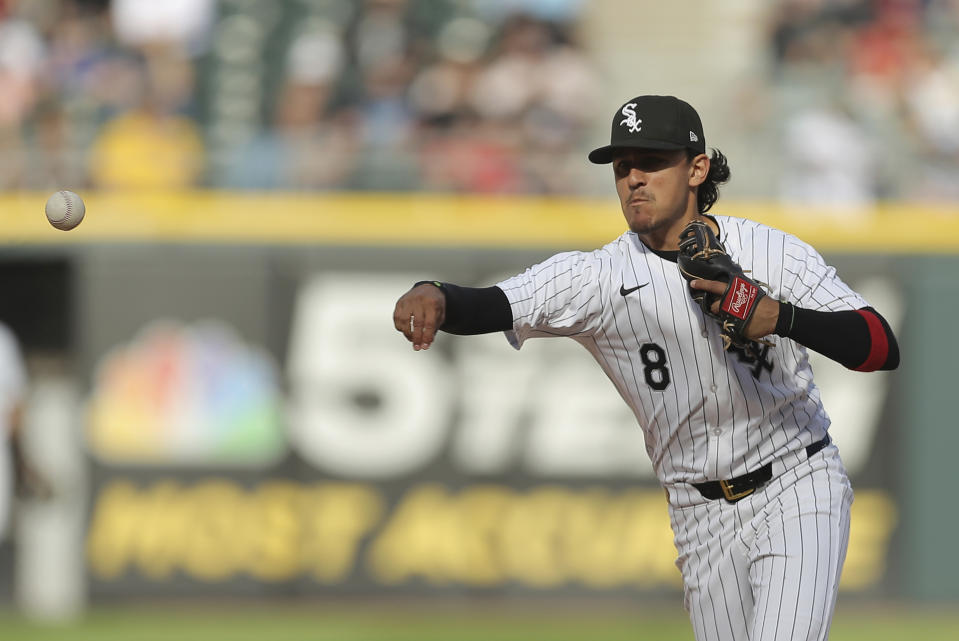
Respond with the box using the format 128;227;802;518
719;479;754;502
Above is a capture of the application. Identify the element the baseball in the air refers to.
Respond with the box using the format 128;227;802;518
45;190;86;231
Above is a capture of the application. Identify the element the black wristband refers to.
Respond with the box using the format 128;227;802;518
774;301;795;337
414;280;445;291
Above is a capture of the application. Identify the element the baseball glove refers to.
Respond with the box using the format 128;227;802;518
677;220;771;353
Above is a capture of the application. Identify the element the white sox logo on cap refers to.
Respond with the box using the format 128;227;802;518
619;103;642;133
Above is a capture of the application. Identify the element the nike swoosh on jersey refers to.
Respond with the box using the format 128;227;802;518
620;283;649;296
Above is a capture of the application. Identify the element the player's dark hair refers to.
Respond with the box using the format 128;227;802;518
691;148;730;213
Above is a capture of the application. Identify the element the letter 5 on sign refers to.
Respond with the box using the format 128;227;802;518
286;274;454;478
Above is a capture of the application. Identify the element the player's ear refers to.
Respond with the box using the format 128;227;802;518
688;153;709;187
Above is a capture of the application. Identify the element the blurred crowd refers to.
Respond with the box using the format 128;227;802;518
2;0;959;201
0;0;597;194
766;0;959;205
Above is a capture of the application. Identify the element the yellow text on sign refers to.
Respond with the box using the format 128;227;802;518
86;480;383;582
366;484;680;589
86;479;896;591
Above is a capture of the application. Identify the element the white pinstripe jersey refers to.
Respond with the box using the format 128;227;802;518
496;215;868;502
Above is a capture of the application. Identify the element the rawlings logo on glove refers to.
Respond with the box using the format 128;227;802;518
723;277;760;319
677;221;771;355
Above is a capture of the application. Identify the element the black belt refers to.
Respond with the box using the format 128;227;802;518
692;435;831;503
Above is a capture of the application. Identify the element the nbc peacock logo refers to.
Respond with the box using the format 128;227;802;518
85;320;286;466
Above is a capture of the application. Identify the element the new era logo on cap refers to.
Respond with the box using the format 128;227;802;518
589;95;706;164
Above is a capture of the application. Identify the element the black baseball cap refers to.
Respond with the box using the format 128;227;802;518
588;95;706;164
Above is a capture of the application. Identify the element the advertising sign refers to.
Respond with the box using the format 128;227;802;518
77;249;905;598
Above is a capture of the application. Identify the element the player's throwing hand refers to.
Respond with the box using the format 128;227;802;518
393;282;446;350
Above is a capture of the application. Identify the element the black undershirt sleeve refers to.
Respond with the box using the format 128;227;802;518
774;303;899;371
416;281;900;371
415;282;513;335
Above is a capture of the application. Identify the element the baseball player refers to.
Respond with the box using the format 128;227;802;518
392;94;899;641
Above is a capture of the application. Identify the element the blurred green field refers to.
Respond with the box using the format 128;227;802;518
1;603;958;641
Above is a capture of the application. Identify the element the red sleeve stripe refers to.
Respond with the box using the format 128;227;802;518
854;309;889;371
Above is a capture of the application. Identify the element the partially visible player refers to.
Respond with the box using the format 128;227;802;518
0;321;49;543
392;95;899;640
0;321;27;540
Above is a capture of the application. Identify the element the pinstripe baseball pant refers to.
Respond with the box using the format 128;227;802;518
669;445;853;641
